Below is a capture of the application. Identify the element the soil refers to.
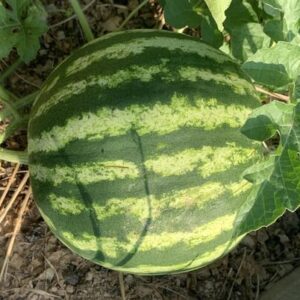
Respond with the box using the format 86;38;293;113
1;1;300;299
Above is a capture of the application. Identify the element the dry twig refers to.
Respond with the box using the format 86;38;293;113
0;172;29;224
227;249;247;300
0;186;31;282
119;272;126;300
255;86;289;102
0;163;20;208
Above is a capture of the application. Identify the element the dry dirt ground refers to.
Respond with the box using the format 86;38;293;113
0;1;300;299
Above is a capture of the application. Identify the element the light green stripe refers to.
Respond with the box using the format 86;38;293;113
179;66;253;94
46;179;251;230
65;36;233;77
34;60;170;117
49;194;86;215
30;160;140;186
30;144;255;186
29;94;252;153
145;144;255;178
33;64;251;119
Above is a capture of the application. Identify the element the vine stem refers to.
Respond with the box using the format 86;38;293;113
118;0;149;30
0;58;23;83
254;86;289;102
0;85;22;121
15;91;39;109
0;148;29;165
69;0;94;42
0;117;30;144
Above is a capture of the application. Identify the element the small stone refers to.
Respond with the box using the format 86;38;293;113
104;292;112;298
198;268;211;279
257;229;269;243
37;268;55;281
241;235;256;249
64;272;79;285
56;31;65;41
10;253;24;269
85;271;93;281
124;274;134;286
278;234;290;244
50;286;58;293
66;285;75;294
102;16;122;32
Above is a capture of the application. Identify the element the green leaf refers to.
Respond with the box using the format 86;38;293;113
201;14;223;48
0;0;48;63
262;0;300;42
162;0;202;28
224;0;270;61
262;0;283;17
264;20;286;42
293;76;300;101
203;0;232;31
0;28;17;59
241;101;294;141
242;157;275;184
242;42;300;88
230;22;271;61
224;0;259;30
235;101;300;237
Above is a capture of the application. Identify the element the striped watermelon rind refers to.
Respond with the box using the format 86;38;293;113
28;29;261;275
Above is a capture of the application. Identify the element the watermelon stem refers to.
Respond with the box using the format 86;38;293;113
0;148;28;165
0;117;29;144
69;0;94;42
0;85;22;122
288;83;295;103
15;91;39;110
0;58;23;84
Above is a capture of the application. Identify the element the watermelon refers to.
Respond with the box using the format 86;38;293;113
28;29;261;275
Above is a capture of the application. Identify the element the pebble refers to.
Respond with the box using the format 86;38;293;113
37;268;55;281
241;235;256;249
64;272;80;285
66;285;75;294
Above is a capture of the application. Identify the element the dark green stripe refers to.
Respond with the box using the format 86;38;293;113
29;76;257;138
35;30;233;105
33;47;241;111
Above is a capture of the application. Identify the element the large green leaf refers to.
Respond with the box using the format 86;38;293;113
0;0;48;63
203;0;232;31
294;76;300;101
224;0;259;30
264;19;286;42
262;0;300;42
262;0;283;17
201;14;223;48
235;100;300;236
224;0;270;61
160;0;202;28
230;22;271;61
242;42;300;88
